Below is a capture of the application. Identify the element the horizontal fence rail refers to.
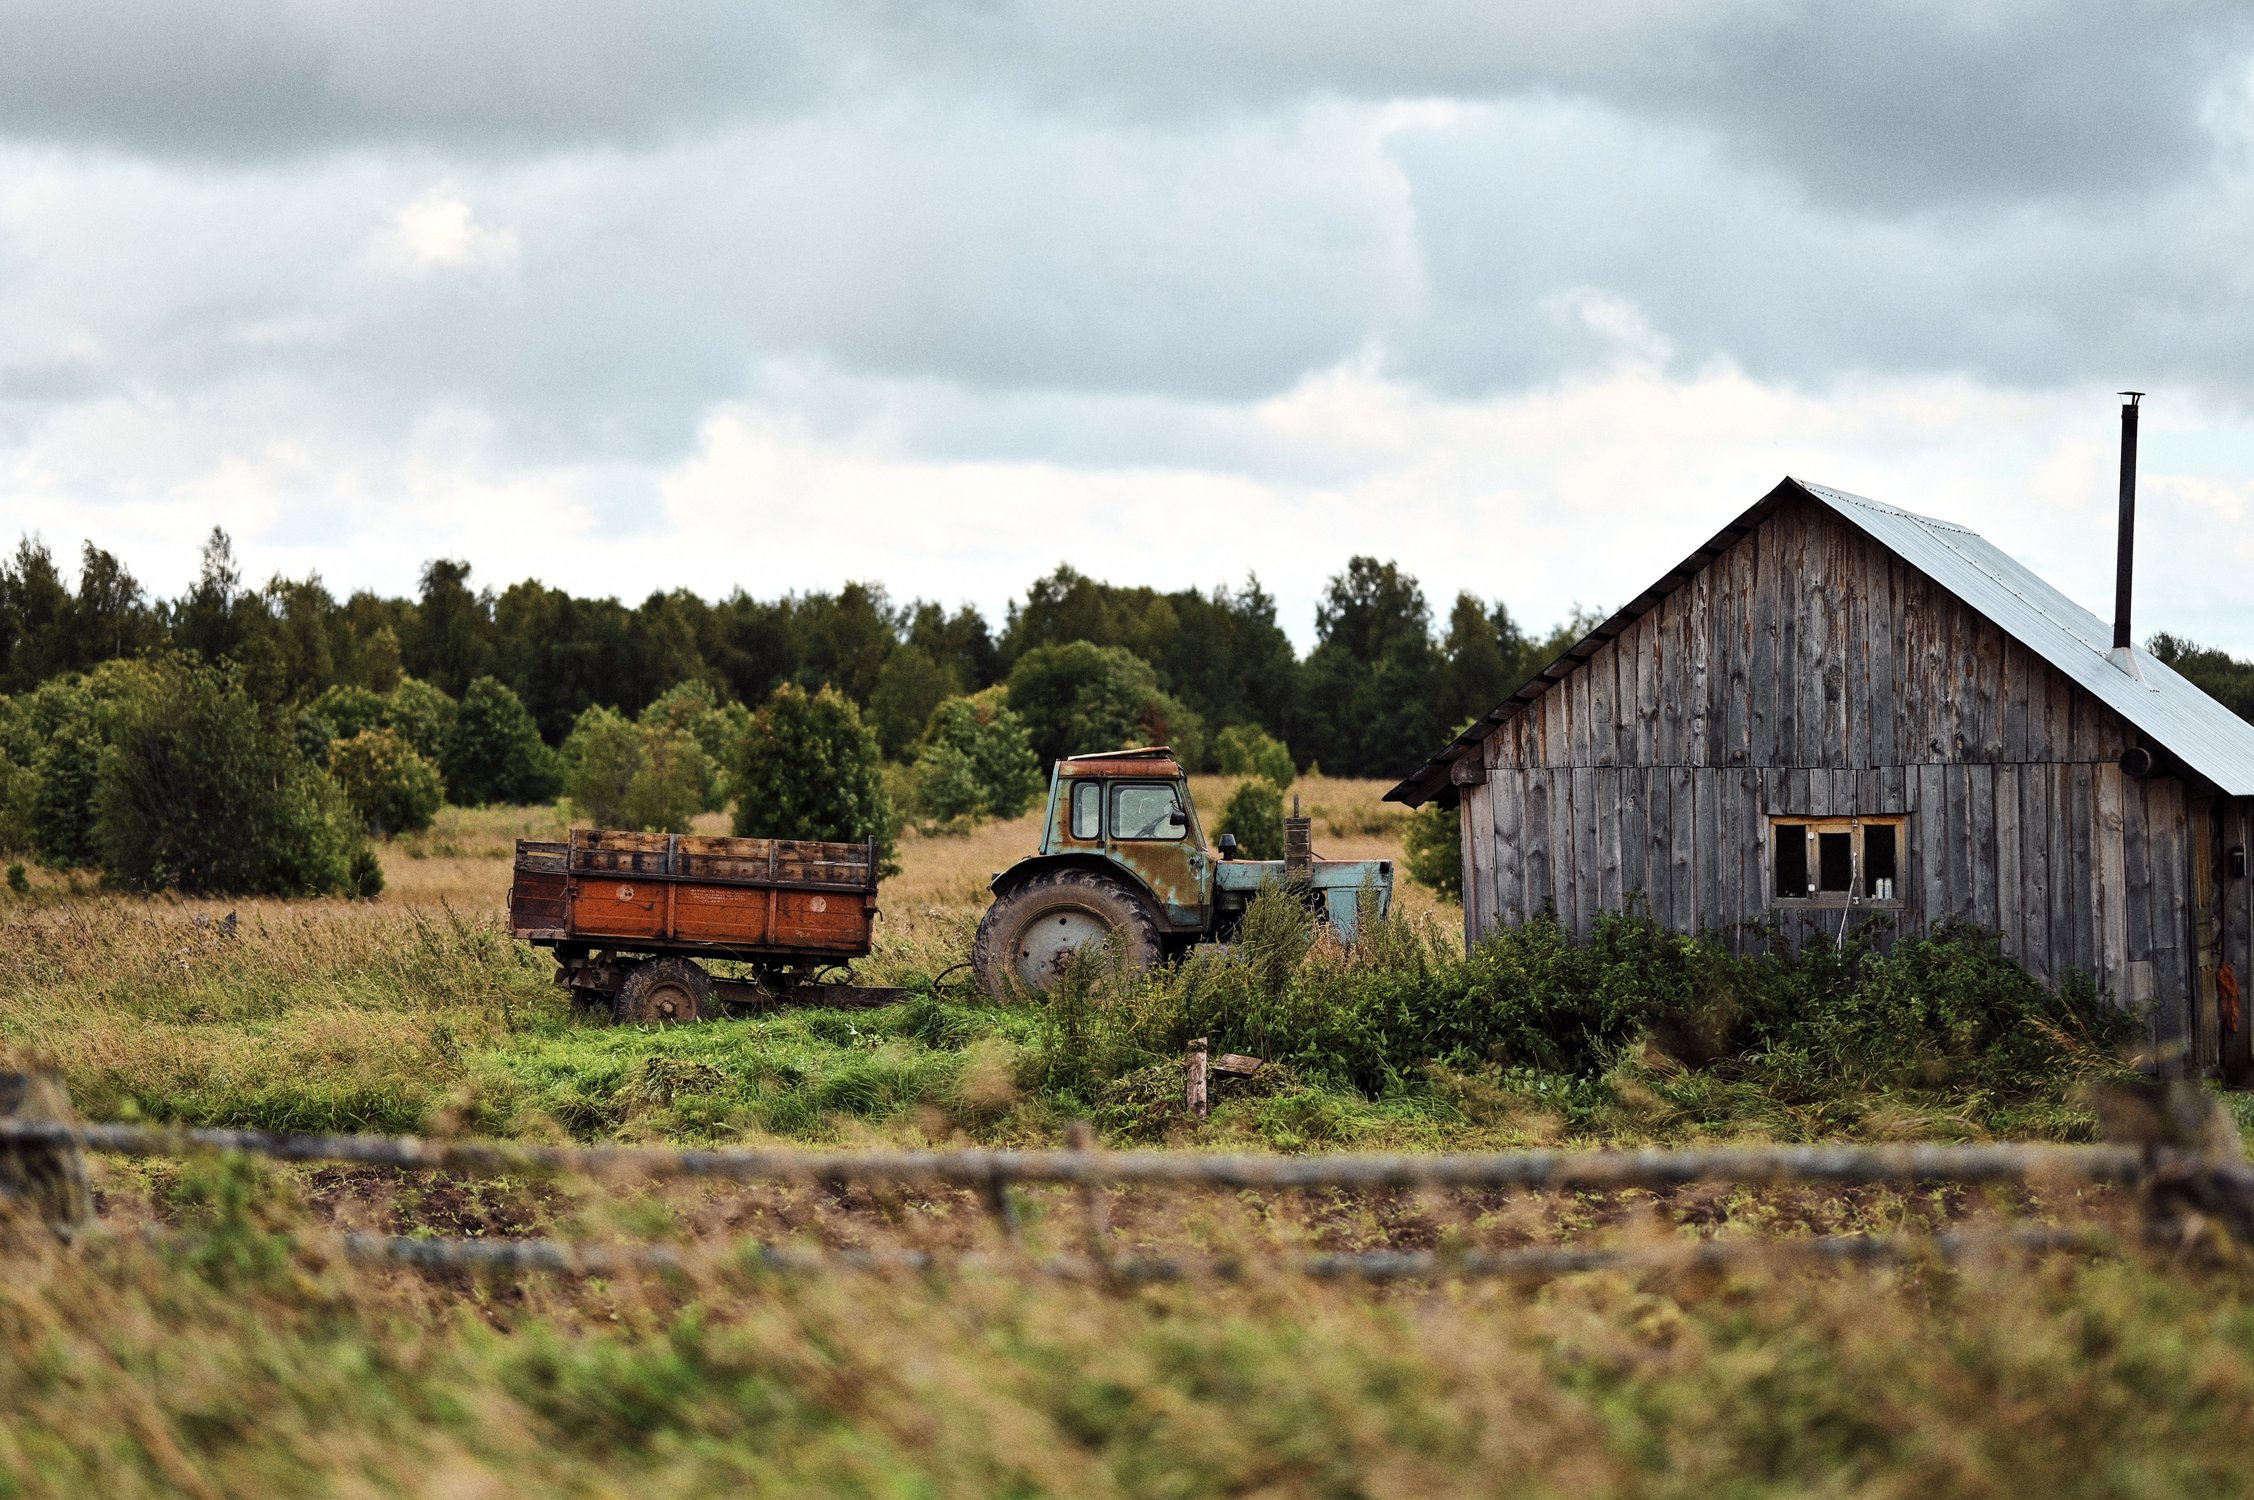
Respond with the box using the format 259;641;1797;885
0;1118;2230;1196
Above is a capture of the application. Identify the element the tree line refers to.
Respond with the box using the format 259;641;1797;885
0;528;1604;780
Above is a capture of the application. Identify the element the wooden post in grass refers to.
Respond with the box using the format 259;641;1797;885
1186;1039;1210;1121
1065;1120;1113;1274
0;1071;92;1232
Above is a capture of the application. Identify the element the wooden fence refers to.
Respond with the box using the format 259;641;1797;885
4;1073;2248;1284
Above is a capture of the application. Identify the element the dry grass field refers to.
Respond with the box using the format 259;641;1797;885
8;776;2254;1496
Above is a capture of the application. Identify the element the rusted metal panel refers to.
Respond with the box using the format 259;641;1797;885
512;829;877;961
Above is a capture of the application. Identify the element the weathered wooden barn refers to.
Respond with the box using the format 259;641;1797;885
1386;475;2254;1077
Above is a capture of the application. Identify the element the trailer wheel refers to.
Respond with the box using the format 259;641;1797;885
613;957;711;1024
971;869;1163;998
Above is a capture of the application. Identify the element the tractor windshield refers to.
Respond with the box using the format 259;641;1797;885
1110;783;1185;840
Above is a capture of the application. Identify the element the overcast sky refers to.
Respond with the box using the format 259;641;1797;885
6;0;2254;651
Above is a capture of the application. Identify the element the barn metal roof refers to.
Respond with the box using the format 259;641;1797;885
1386;476;2254;806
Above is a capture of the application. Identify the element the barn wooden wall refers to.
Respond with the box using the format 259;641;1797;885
1461;494;2200;1047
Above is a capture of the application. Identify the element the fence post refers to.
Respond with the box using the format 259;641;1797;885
0;1071;93;1232
1186;1039;1209;1121
1066;1120;1113;1276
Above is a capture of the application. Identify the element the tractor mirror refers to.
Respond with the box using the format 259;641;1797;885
1218;833;1238;858
1168;810;1188;829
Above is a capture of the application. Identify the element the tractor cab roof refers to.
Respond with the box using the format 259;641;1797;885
1058;746;1183;778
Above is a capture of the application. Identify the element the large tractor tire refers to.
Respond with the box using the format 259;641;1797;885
972;869;1164;998
613;956;711;1024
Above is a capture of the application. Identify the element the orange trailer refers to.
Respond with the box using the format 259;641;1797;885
510;829;899;1022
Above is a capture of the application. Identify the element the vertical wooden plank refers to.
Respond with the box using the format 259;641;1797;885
1523;770;1553;919
2053;765;2085;980
1594;767;1622;915
1995;765;2023;963
1646;769;1675;930
1494;768;1526;925
1777;511;1805;766
1740;767;1769;943
1942;762;1974;924
2020;766;2053;983
1552;763;1579;934
1619;766;1650;914
1916;763;1948;938
2148;778;2190;1058
1693;767;1722;932
2000;638;2030;765
1748;520;1778;770
1466;782;1498;946
1573;765;1599;934
1842;531;1872;773
1966;765;1999;931
1723;535;1754;769
2093;763;2128;1004
1671;765;1696;929
1589;636;1617;770
1686;564;1712;768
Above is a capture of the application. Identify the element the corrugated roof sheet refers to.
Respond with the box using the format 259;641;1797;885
1387;476;2254;805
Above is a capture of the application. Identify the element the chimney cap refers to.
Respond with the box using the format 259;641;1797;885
2119;390;2144;404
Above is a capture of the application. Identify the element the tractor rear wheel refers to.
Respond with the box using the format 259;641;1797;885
972;870;1163;998
613;956;711;1024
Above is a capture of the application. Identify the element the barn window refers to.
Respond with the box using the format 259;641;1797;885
1769;817;1906;905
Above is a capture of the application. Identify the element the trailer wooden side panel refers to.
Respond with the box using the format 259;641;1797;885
509;830;880;961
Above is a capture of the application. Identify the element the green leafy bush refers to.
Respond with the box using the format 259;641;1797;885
562;706;713;833
732;683;896;866
445;676;560;806
1004;641;1203;768
382;677;457;766
326;728;445;837
91;657;367;895
297;684;389;765
1038;894;2139;1124
636;681;744;812
1402;800;1463;900
31;716;102;869
868;646;960;760
1214;723;1295;788
912;691;1042;828
561;706;641;826
1216;777;1284;860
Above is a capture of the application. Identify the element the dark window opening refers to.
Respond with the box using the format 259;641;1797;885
1864;824;1897;898
1817;831;1853;892
1774;824;1809;898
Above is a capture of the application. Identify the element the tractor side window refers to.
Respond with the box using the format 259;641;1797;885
1070;781;1101;840
1111;783;1185;841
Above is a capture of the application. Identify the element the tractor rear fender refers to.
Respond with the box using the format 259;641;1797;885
988;854;1187;933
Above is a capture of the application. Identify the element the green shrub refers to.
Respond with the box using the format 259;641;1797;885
622;728;711;834
1402;800;1463;900
732;683;896;866
636;681;743;812
913;691;1043;827
562;707;712;833
562;706;641;826
1041;893;2139;1122
445;676;560;806
1214;724;1295;788
1004;641;1203;768
297;684;389;765
91;657;366;896
868;646;960;760
326;728;445;837
1216;777;1285;860
30;717;102;869
382;676;457;766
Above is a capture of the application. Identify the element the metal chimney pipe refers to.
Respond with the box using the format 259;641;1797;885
2113;391;2143;652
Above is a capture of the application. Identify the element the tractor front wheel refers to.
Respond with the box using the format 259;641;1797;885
972;870;1163;998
